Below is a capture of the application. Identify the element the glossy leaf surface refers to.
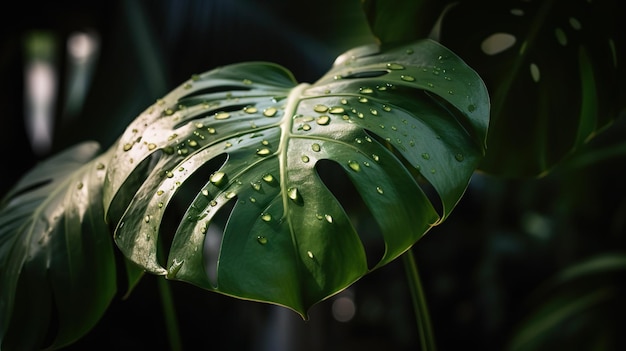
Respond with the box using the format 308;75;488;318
104;39;489;317
0;142;116;350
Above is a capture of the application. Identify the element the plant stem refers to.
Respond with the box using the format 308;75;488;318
157;277;183;351
402;248;437;351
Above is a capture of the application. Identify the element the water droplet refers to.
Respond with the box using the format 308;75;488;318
157;190;164;196
251;181;262;191
257;236;268;245
195;122;204;129
202;189;209;196
287;187;302;203
372;154;379;162
207;127;216;134
430;169;436;174
243;79;253;85
262;173;275;184
329;106;345;114
401;75;415;82
263;107;277;117
96;162;105;170
144;215;151;223
358;97;369;103
324;214;333;223
210;171;226;186
314;105;329;113
383;105;392;112
256;148;271;156
158;202;164;208
406;48;414;55
447;90;454;95
210;200;218;207
468;104;476;112
166;171;174;178
224;142;233;149
249;197;257;203
261;213;272;222
370;109;378;116
301;155;310;163
360;87;374;94
455;153;464;162
312;143;321;152
77;182;84;190
316;116;330;125
421;153;430;160
376;186;384;194
302;124;311;131
387;63;405;70
348;160;360;172
215;112;230;120
244;106;258;114
123;143;132;151
307;251;315;259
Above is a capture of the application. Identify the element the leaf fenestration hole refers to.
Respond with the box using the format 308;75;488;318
365;130;443;218
203;196;237;288
108;151;162;226
315;159;384;269
178;85;251;100
156;153;228;268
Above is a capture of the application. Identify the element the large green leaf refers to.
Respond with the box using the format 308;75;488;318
437;0;625;177
104;39;489;317
0;142;117;350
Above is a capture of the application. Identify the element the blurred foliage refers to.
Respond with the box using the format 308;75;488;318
1;0;625;350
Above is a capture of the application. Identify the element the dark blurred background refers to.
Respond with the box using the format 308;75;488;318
2;1;625;350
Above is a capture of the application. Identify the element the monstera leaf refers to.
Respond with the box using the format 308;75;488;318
0;143;117;350
104;38;489;316
438;0;624;177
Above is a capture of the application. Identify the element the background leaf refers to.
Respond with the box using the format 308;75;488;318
360;0;449;44
104;39;489;317
507;253;626;350
437;0;625;177
0;142;116;350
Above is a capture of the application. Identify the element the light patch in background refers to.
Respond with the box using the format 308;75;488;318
481;33;517;56
63;30;100;121
332;289;356;322
24;31;57;156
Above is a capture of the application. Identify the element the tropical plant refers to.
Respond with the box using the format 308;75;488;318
1;0;625;350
